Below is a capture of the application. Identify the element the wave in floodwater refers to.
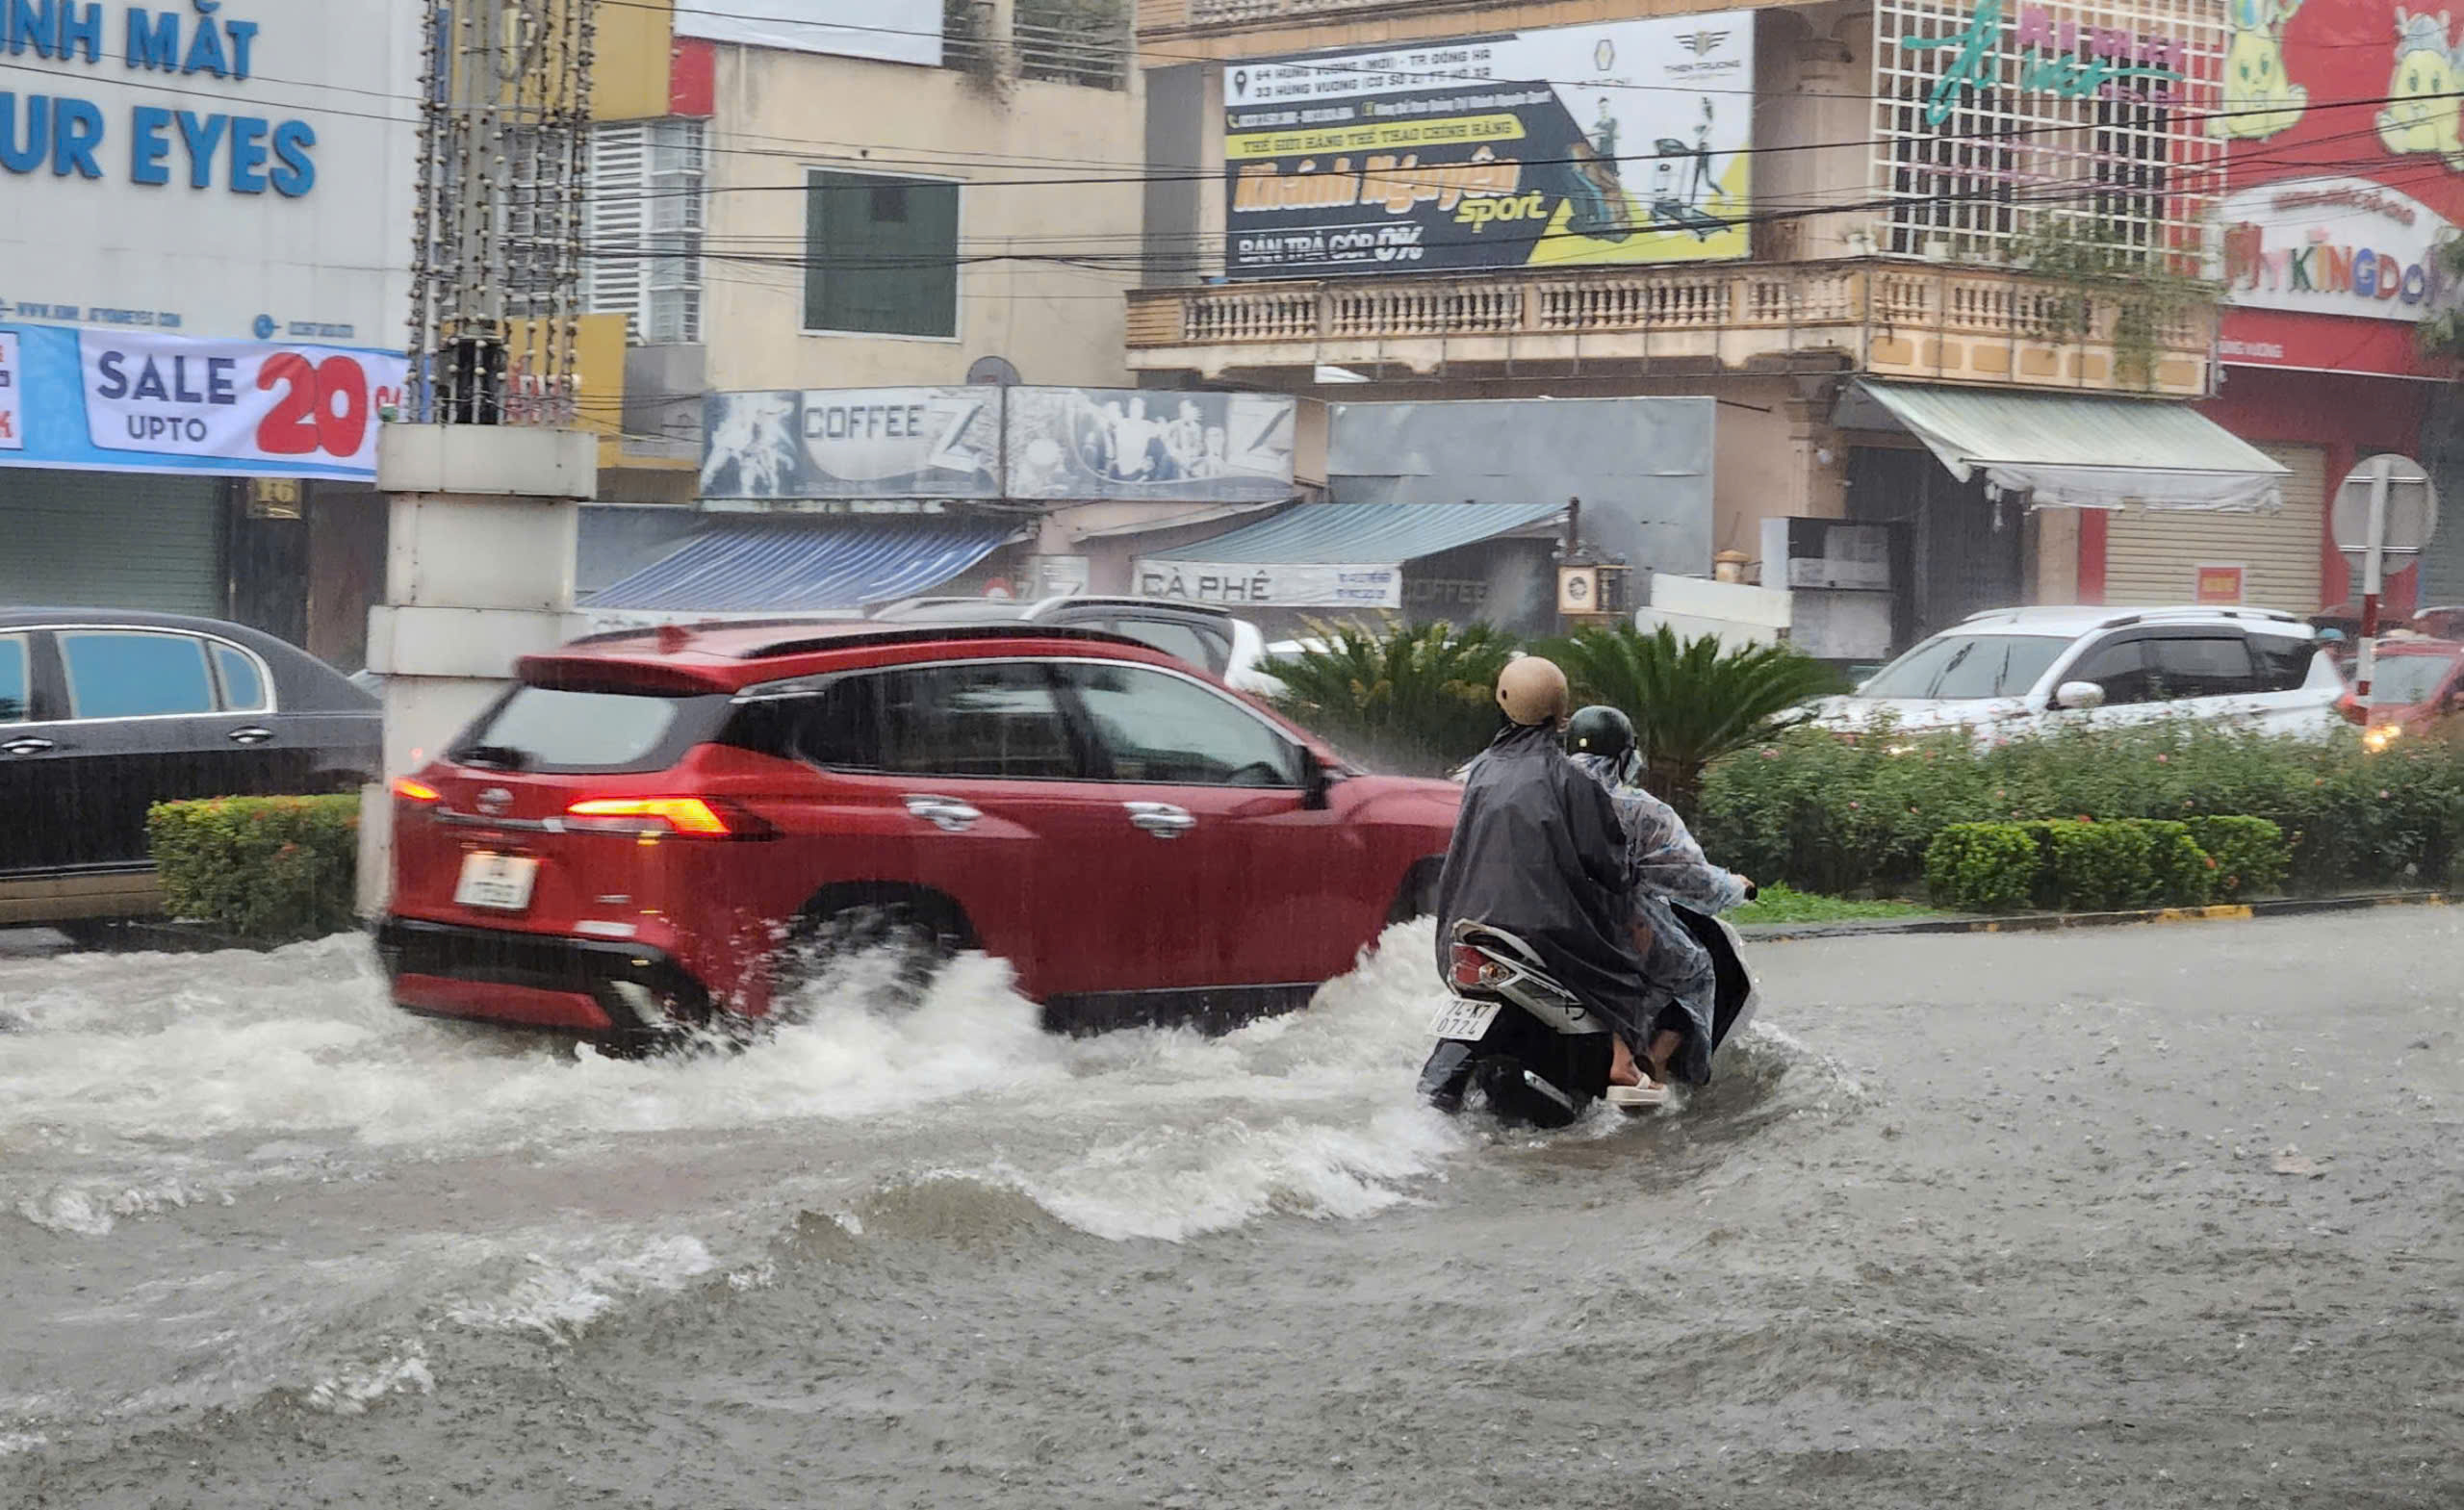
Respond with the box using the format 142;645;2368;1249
0;923;1859;1448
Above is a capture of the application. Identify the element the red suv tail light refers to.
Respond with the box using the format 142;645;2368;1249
564;796;772;839
1450;942;1502;989
393;778;441;803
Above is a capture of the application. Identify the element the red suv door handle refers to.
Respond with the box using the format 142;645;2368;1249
1125;802;1194;838
904;794;982;833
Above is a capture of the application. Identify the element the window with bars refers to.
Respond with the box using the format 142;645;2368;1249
1870;0;2220;270
588;119;706;345
804;169;961;338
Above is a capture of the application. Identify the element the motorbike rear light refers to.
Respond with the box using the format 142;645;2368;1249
1449;942;1502;989
392;778;441;803
563;796;775;839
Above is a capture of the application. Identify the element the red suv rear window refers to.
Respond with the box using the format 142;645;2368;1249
450;685;728;774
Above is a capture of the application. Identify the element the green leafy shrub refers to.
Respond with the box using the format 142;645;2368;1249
1925;823;2043;912
2040;818;2211;911
1701;720;2464;898
2181;815;2289;899
147;795;360;943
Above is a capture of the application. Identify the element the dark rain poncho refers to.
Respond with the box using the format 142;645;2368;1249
1432;722;1651;1042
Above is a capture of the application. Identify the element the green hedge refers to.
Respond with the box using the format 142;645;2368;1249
147;795;360;943
1922;816;2290;913
1702;721;2463;898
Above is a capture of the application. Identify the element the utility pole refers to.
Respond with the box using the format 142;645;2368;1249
361;0;600;915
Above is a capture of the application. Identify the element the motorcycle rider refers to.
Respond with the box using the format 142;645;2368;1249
1432;657;1664;1104
1566;705;1753;1094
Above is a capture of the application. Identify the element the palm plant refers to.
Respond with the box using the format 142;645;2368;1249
1262;618;1519;775
1542;624;1843;815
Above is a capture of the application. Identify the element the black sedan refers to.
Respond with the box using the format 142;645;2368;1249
0;609;380;931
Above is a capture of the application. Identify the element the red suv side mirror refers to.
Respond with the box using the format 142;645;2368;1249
1301;752;1333;810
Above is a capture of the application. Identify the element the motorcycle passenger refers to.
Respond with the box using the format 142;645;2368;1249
1432;658;1660;1098
1566;705;1753;1094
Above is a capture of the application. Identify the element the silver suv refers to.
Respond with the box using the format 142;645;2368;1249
1809;605;2344;742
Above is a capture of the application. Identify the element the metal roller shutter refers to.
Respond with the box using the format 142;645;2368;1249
2102;443;2325;614
0;470;225;615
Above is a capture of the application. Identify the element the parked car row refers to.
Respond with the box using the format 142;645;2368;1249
0;609;381;933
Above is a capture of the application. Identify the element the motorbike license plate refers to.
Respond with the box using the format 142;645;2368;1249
454;852;539;911
1429;999;1502;1041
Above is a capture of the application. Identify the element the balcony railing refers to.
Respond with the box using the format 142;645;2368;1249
1124;260;2215;397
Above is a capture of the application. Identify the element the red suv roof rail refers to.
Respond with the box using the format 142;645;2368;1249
731;623;1145;661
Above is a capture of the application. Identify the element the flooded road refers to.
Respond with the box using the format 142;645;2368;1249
4;911;2460;1507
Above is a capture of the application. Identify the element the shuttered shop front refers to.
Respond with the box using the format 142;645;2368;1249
2102;444;2326;614
0;470;225;615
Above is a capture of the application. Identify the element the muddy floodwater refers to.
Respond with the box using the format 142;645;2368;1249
2;911;2460;1508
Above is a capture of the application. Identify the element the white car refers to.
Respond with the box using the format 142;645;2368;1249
1807;605;2346;743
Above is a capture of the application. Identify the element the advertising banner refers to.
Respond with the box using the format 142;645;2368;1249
0;332;20;451
2211;0;2464;376
0;325;406;480
0;0;416;346
1132;559;1402;609
1221;16;1753;281
1004;388;1296;501
676;0;939;66
699;388;1004;500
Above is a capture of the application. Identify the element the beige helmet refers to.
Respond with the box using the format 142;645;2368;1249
1495;654;1570;728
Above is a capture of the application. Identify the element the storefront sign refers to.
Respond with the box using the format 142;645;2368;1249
0;0;415;344
0;330;19;450
1133;559;1402;609
0;324;404;480
2220;176;2461;323
1005;388;1295;502
2194;562;2246;603
699;387;1003;500
1900;0;2190;124
676;0;937;67
1222;15;1753;281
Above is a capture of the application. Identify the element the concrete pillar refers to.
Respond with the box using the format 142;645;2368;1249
356;425;600;917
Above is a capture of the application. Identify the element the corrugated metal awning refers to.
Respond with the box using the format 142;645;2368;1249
1850;380;2290;512
1152;501;1565;564
584;517;1020;613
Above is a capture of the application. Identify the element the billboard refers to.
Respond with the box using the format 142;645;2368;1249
1004;388;1296;501
2211;0;2464;375
700;387;1299;502
700;387;1004;500
0;325;408;481
1221;16;1754;282
676;0;940;67
0;0;417;347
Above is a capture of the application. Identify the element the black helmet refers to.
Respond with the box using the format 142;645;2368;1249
1565;704;1635;764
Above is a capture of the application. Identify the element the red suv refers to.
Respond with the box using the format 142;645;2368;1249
376;622;1462;1041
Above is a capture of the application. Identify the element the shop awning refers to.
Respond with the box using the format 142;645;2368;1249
1848;381;2290;511
1135;501;1563;609
584;517;1020;613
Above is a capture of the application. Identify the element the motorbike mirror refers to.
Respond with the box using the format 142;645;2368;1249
2055;679;2107;711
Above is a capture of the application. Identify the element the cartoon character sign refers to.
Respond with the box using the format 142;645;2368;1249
2376;9;2464;168
2214;0;2308;139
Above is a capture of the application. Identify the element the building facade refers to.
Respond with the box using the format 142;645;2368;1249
1128;0;2312;650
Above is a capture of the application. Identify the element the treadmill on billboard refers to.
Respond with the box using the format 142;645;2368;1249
1222;16;1754;281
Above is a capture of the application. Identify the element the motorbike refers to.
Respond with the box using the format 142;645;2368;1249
1416;905;1760;1128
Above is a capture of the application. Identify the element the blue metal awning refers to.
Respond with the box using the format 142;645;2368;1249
1150;501;1564;565
585;517;1020;613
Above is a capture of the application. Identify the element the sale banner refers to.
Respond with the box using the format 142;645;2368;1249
0;332;21;451
0;325;406;481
